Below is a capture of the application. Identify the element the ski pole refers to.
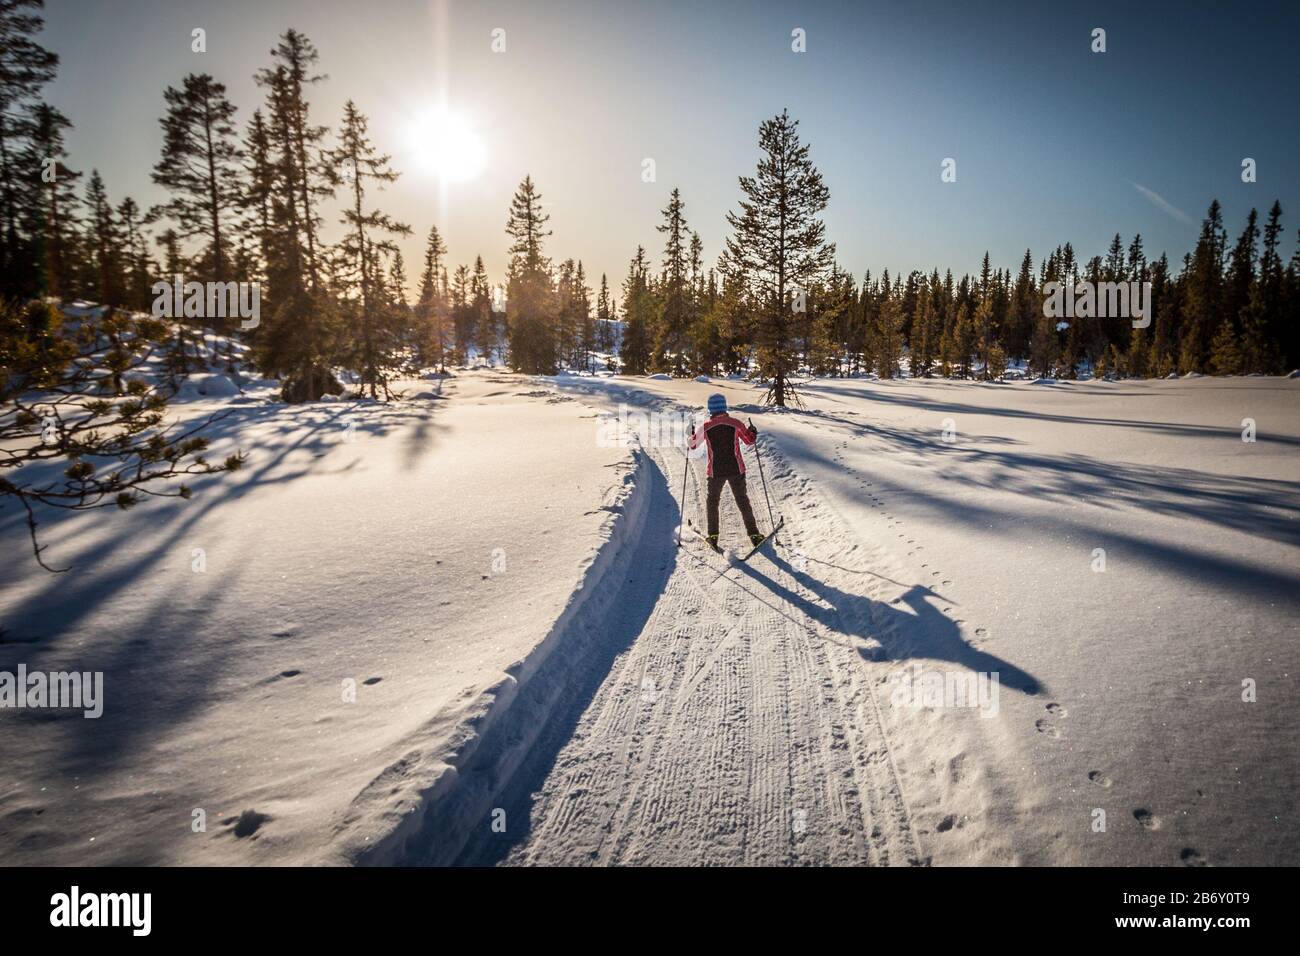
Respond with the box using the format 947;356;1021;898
749;418;777;531
677;442;691;547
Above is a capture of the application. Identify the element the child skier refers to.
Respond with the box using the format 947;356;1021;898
689;393;765;550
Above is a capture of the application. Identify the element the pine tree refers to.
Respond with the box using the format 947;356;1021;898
724;110;834;406
1006;249;1036;361
619;246;653;375
241;108;275;284
1;297;244;570
875;295;903;378
655;187;691;373
574;260;593;372
504;175;555;374
251;31;339;399
1209;318;1243;375
255;29;331;286
82;170;124;307
1224;208;1258;331
952;301;974;378
22;102;79;298
470;255;493;365
1179;200;1227;373
326;100;410;398
1258;200;1285;367
448;262;471;365
595;272;614;358
150;73;242;287
116;196;154;312
0;0;58;298
416;225;448;371
973;297;995;379
388;248;411;369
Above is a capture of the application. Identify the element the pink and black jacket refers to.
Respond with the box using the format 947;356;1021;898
689;414;757;478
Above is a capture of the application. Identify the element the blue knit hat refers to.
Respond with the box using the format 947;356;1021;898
707;393;727;415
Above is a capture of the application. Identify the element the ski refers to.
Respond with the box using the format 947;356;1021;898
683;518;723;553
738;518;784;562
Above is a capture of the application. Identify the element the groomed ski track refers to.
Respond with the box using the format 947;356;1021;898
442;385;928;866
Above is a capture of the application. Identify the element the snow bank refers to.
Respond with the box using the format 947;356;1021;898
339;441;653;865
0;372;637;865
173;372;242;401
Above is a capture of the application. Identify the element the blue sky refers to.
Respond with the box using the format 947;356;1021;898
40;0;1300;291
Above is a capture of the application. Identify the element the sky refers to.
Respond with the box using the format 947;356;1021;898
39;0;1300;295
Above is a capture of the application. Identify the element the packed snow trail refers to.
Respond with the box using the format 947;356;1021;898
453;435;934;865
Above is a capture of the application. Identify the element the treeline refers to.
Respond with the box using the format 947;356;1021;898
1;9;516;400
600;200;1300;391
494;134;1300;398
4;4;1298;413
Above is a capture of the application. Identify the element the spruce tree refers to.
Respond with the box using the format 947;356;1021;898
0;0;57;298
255;30;330;285
470;255;493;365
724;110;834;406
116;197;154;312
656;188;691;373
150;73;242;286
326;100;411;398
416;225;448;371
619;246;653;375
82;170;124;308
504;175;555;374
1179;200;1227;373
22;102;78;298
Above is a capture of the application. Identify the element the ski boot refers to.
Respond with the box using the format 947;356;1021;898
749;532;765;548
706;533;722;553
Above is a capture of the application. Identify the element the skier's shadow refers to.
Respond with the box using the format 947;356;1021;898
731;551;1042;695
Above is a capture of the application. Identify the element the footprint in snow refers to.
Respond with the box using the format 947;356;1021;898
1034;719;1061;738
229;809;271;838
261;669;302;685
1133;808;1162;830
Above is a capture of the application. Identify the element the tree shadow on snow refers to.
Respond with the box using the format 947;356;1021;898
0;396;449;862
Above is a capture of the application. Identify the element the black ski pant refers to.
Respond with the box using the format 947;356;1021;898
706;474;761;539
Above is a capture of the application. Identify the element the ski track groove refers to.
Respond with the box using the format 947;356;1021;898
495;436;921;866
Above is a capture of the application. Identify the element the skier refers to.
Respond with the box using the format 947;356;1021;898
689;393;765;550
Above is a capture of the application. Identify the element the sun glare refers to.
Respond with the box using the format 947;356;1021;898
404;108;486;182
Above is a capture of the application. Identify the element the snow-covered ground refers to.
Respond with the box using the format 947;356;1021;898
3;363;1296;866
510;371;1298;865
0;371;635;864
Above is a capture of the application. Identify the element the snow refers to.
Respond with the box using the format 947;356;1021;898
4;355;1297;866
532;371;1299;864
173;372;242;401
0;370;634;864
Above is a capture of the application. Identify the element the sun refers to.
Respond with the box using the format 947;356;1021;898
404;108;486;183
